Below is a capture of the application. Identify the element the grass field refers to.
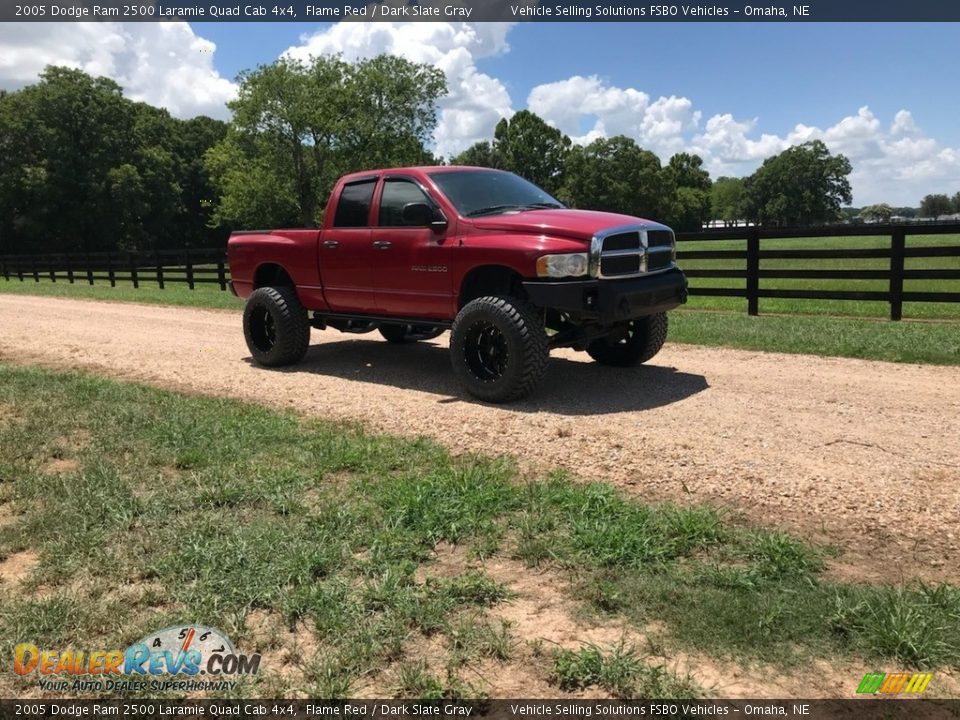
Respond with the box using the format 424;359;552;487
2;233;960;365
1;364;958;698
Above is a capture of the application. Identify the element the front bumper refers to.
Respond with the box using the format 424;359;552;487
523;268;688;324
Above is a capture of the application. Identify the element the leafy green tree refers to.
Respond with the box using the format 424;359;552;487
953;192;960;214
560;136;675;220
207;54;445;229
710;177;747;227
920;194;953;218
859;203;894;222
667;152;711;191
451;141;499;168
0;66;226;253
744;140;852;227
490;110;571;195
664;152;712;230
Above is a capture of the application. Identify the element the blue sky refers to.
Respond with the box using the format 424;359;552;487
2;21;958;205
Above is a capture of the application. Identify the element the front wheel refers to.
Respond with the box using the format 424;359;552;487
450;296;548;403
243;286;310;367
586;312;668;367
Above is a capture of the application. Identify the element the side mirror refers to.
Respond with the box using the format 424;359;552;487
401;202;433;227
402;202;448;230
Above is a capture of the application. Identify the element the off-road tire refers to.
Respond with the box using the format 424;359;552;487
450;296;548;403
379;324;445;344
243;286;310;367
586;312;668;367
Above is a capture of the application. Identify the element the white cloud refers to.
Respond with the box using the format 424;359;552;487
528;73;959;205
283;19;514;159
0;22;236;119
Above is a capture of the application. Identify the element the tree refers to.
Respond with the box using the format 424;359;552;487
859;203;894;222
490;110;571;195
0;66;227;254
560;136;675;220
743;140;852;227
953;192;960;214
207;54;446;229
451;141;499;168
664;152;712;231
710;177;746;227
920;194;953;218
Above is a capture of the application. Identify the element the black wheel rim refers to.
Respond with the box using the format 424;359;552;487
250;306;277;353
464;321;509;382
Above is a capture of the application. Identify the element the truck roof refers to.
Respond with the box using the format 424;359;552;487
337;165;499;183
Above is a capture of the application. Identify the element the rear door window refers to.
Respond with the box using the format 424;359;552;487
334;179;376;228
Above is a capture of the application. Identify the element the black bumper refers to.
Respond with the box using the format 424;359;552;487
523;268;688;324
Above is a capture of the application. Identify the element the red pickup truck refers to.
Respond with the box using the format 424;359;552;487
228;166;687;402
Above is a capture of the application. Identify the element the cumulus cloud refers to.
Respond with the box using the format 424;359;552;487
283;19;514;159
528;73;958;205
0;22;236;119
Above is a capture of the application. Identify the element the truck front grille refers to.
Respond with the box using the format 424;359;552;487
593;226;676;278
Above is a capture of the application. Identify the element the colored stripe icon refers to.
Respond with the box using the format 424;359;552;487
857;672;933;694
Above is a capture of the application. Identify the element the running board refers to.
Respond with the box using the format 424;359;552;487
312;311;453;329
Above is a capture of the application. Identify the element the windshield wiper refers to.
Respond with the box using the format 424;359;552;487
521;202;564;210
466;204;523;217
467;202;564;217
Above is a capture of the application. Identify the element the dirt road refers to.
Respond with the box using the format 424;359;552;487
2;294;958;582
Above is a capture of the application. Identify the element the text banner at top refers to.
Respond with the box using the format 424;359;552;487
4;0;960;22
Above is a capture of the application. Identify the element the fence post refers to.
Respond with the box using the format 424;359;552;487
890;227;905;321
746;228;760;316
185;248;195;290
130;253;139;289
67;254;74;284
0;256;7;281
49;256;56;282
86;253;94;285
217;259;227;291
156;251;164;290
107;252;116;287
32;255;39;283
16;258;23;282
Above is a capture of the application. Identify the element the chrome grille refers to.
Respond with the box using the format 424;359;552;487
590;225;676;279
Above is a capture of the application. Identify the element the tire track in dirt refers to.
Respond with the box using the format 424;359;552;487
2;294;958;583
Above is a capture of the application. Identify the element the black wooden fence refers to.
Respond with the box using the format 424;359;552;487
0;248;229;291
2;223;959;321
675;222;960;320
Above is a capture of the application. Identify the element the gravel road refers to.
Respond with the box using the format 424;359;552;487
1;294;957;582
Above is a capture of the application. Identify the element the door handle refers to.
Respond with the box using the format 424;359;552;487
372;240;392;250
322;240;339;249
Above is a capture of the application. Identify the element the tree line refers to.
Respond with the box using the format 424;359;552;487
0;57;953;255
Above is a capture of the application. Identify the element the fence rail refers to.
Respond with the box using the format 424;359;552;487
674;222;960;320
2;222;959;321
0;249;229;291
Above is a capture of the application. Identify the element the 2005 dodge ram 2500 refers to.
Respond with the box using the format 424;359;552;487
228;166;688;403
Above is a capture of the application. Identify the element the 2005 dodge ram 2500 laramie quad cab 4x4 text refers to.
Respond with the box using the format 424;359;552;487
228;166;688;403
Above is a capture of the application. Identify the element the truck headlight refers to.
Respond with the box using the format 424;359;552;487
536;253;589;278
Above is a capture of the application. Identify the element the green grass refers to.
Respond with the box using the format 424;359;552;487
670;310;960;365
0;276;241;310
549;642;699;698
1;364;958;699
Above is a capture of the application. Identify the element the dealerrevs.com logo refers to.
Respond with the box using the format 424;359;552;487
14;625;261;693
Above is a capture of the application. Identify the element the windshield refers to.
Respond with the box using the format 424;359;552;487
428;169;564;217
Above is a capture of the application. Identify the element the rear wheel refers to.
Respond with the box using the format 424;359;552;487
243;286;310;367
586;312;668;367
450;296;548;403
378;324;445;344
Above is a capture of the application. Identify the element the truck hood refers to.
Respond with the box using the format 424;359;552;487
469;208;669;241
